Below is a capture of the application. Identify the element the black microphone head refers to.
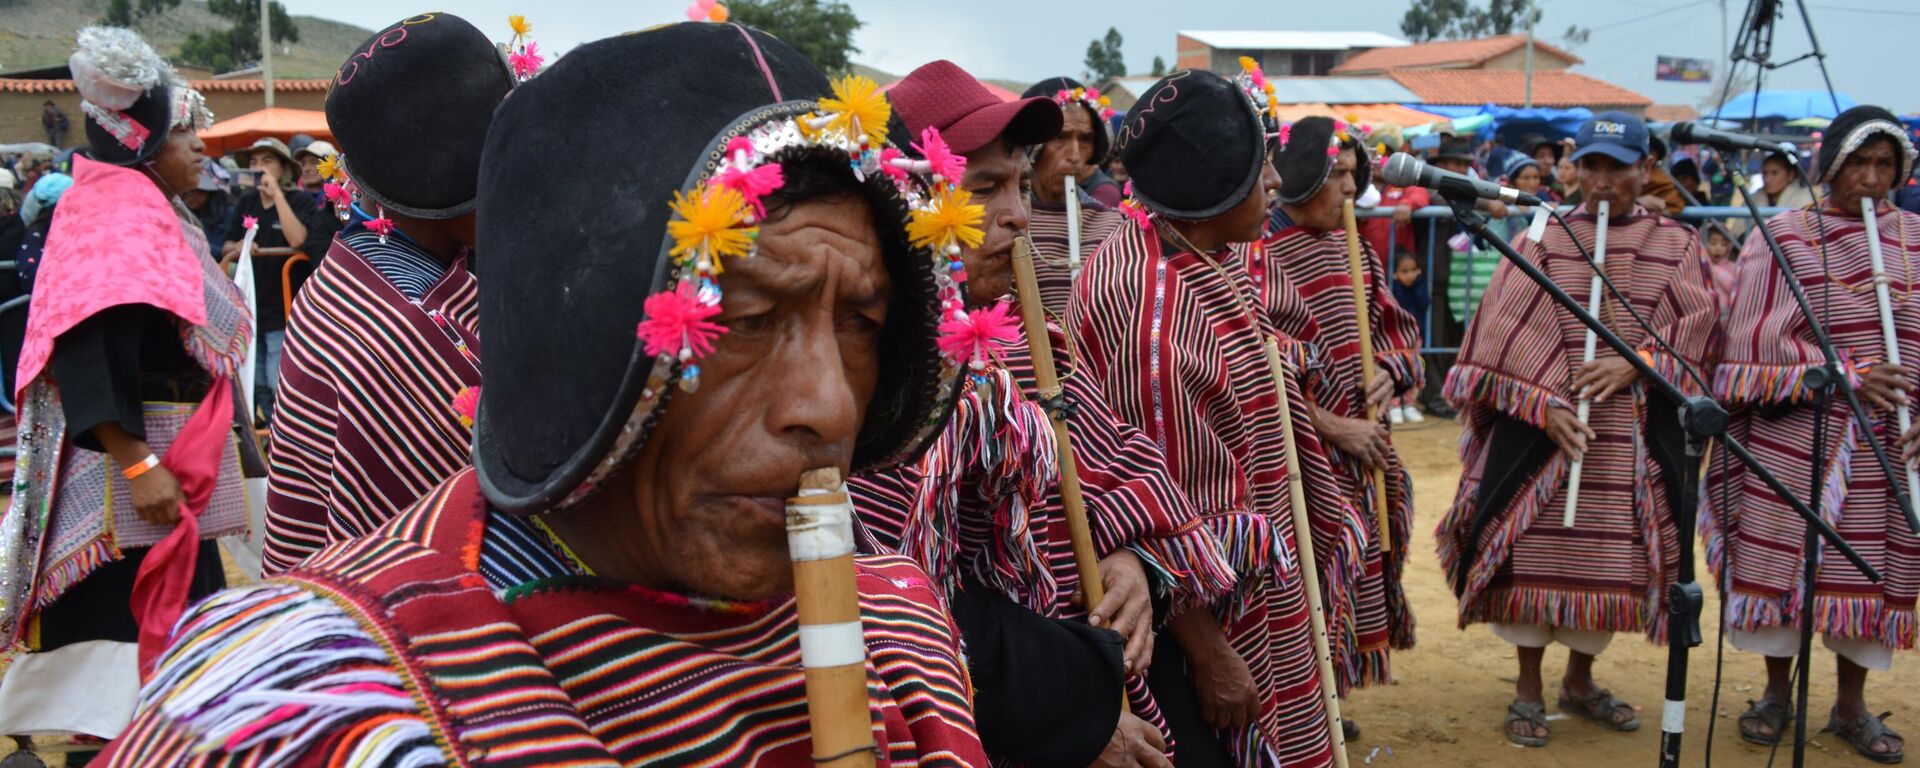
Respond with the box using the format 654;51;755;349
1670;121;1703;145
1382;152;1425;188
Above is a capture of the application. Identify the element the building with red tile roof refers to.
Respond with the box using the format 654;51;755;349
1382;69;1650;112
1331;34;1581;75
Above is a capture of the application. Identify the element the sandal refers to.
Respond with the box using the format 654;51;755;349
1506;700;1550;747
1827;708;1904;764
1739;698;1793;746
1557;686;1641;732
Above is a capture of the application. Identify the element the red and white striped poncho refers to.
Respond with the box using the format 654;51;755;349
1439;203;1717;640
1708;203;1920;650
849;317;1238;751
1265;223;1423;691
1027;200;1123;317
1072;221;1362;768
261;236;481;574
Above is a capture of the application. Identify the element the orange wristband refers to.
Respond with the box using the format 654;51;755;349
123;454;160;481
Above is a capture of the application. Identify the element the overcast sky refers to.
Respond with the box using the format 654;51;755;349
279;0;1917;113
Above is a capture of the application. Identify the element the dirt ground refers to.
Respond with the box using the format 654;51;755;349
7;420;1910;767
1342;417;1917;768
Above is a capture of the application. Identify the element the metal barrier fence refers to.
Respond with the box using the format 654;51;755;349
1356;204;1788;356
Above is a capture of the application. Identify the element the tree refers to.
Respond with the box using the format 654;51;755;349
727;0;862;75
1401;0;1588;44
1083;26;1125;85
102;0;180;27
1400;0;1474;43
178;0;300;74
1150;55;1166;78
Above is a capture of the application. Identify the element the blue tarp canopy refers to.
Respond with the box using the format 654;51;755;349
1707;90;1858;122
1412;104;1594;142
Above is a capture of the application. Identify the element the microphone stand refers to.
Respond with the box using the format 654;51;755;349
1441;193;1879;768
1725;168;1919;768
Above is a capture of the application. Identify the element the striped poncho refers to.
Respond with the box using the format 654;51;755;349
1708;204;1920;650
99;469;988;767
1439;203;1717;640
261;231;481;574
1072;222;1361;768
1266;222;1423;690
850;318;1238;754
1026;199;1123;317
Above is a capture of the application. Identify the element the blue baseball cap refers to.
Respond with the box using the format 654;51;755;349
1569;111;1649;165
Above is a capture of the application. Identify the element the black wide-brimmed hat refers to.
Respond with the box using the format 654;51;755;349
1818;105;1917;186
472;22;964;513
1023;76;1114;164
1116;69;1265;220
1432;134;1475;164
325;13;515;219
70;26;211;167
1276;116;1372;205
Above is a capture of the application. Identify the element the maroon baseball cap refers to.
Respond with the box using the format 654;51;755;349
887;60;1061;155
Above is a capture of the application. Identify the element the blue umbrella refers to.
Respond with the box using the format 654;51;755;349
1708;90;1858;122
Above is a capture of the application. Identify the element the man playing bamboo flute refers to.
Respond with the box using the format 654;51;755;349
1022;76;1124;316
1711;105;1920;763
854;60;1243;768
1266;116;1422;705
1073;69;1362;768
99;23;990;766
1438;112;1718;747
261;13;510;574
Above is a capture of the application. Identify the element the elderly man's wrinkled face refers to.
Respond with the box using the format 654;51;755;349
627;191;890;600
1832;136;1899;215
960;137;1032;305
1033;105;1096;205
1577;153;1650;218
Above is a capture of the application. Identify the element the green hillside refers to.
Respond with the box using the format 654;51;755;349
0;0;374;78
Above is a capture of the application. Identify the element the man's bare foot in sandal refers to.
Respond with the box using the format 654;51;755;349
1508;645;1551;746
1556;650;1640;731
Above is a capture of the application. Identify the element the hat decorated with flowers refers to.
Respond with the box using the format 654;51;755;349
472;22;974;513
70;26;212;167
1022;76;1117;164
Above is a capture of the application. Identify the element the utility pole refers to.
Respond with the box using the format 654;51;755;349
1719;0;1728;86
1524;17;1535;108
261;0;275;108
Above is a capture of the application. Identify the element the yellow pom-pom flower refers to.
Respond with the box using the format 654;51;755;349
1238;55;1259;72
316;154;342;182
508;14;531;36
819;75;891;148
907;185;986;254
667;184;754;271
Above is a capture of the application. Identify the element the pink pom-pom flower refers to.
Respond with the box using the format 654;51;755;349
1277;123;1293;147
716;141;785;217
877;146;909;182
637;281;726;360
937;300;1021;369
509;42;544;79
365;216;395;238
913;127;966;182
323;182;352;208
242;215;258;230
451;386;480;428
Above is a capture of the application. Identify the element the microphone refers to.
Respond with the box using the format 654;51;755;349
1382;153;1543;207
1669;122;1796;157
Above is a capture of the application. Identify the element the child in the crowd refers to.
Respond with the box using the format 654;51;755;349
1389;249;1429;424
1705;224;1737;320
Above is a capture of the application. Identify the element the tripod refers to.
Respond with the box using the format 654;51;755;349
1714;0;1841;127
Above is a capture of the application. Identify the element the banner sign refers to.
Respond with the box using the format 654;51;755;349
1656;55;1713;83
